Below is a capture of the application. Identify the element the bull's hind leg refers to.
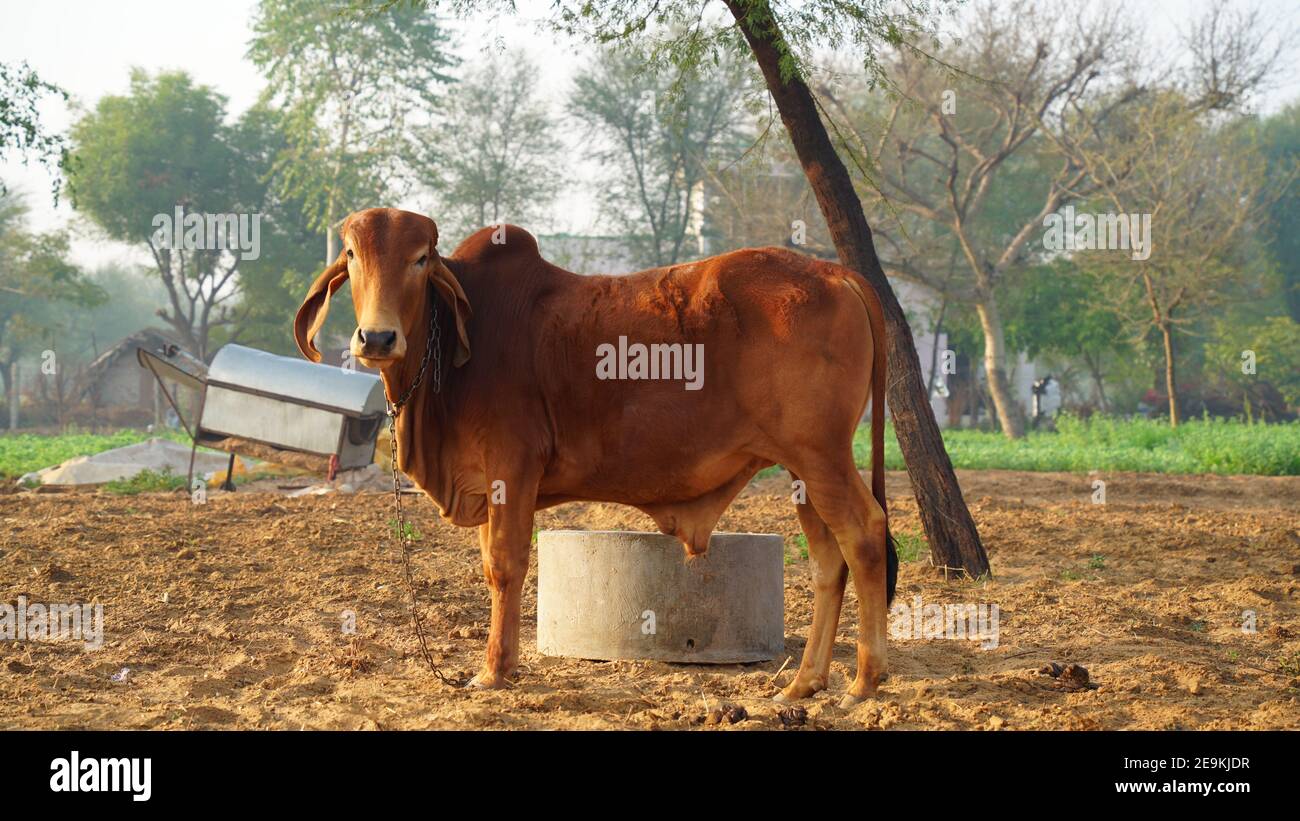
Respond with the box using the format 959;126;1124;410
801;462;889;707
775;474;849;703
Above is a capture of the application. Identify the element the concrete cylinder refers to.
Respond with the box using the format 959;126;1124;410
537;530;785;663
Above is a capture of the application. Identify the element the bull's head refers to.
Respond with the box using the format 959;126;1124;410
293;208;472;370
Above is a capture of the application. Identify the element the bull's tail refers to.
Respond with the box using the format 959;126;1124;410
871;295;898;606
845;274;898;606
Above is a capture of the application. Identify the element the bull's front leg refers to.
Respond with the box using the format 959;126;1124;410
468;466;539;690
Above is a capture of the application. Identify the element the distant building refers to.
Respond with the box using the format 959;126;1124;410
537;234;642;275
76;328;193;426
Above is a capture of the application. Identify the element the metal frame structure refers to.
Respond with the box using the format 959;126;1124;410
137;343;386;490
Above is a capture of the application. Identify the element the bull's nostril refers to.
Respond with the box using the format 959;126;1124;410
358;329;397;353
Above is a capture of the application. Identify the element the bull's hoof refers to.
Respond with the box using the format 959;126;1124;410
467;671;513;690
839;675;885;708
774;676;825;703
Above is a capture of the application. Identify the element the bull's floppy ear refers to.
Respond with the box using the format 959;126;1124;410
428;249;473;367
294;252;350;363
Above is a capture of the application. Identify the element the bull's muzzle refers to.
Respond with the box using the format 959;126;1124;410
353;327;404;362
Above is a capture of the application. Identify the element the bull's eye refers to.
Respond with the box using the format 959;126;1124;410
415;254;428;268
346;249;354;260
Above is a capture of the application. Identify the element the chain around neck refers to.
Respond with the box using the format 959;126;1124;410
387;298;442;416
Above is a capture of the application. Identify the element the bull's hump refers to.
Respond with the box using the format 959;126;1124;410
450;224;541;263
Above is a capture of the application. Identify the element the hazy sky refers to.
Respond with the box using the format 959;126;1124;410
2;0;1297;270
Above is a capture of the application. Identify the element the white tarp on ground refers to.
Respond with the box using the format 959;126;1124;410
20;438;233;486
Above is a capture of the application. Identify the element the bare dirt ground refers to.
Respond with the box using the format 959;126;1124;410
2;469;1298;730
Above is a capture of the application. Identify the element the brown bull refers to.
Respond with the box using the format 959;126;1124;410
294;208;896;706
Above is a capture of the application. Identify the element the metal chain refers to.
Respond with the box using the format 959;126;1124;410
385;300;459;686
390;294;441;411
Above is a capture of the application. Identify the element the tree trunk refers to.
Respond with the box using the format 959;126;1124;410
7;361;19;431
1082;351;1109;412
325;93;353;267
327;211;338;266
725;0;990;577
0;360;9;430
974;297;1026;438
1143;273;1180;427
1160;323;1180;427
54;367;67;430
926;294;948;399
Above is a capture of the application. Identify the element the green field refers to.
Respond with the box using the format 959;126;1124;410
0;429;189;481
2;416;1298;482
856;415;1300;476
